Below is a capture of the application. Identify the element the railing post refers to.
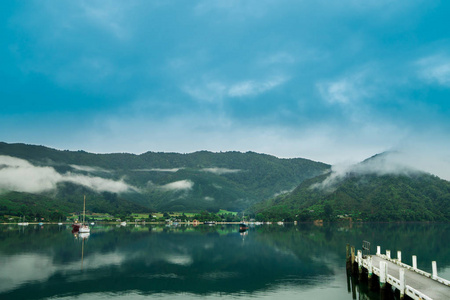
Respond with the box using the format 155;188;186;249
377;246;381;255
397;250;401;263
380;261;387;289
399;268;405;299
367;256;374;290
412;255;417;269
386;250;391;259
357;250;363;280
432;261;438;279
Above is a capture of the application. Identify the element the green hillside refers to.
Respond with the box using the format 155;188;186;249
0;142;330;215
252;171;450;222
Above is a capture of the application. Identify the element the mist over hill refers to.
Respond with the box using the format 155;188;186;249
0;142;330;216
252;153;450;221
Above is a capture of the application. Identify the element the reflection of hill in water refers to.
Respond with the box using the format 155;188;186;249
0;223;449;299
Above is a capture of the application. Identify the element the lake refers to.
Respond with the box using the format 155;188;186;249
0;223;449;300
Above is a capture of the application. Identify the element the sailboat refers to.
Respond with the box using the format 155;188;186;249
79;195;90;234
239;213;249;232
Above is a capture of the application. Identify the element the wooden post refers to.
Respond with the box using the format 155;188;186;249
397;251;401;263
432;261;438;279
346;244;352;272
351;246;355;264
386;250;391;259
351;246;355;274
412;255;417;269
377;246;381;255
399;268;405;299
380;261;387;289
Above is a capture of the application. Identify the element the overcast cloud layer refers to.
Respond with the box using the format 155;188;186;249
1;1;449;180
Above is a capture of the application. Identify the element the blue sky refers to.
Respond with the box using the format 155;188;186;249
1;1;450;178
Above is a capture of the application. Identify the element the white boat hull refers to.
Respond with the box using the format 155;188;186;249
79;226;90;233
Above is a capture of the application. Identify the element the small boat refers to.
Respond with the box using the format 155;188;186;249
239;213;249;231
239;221;249;231
38;222;44;226
18;216;29;226
120;221;127;226
204;221;216;225
78;195;90;233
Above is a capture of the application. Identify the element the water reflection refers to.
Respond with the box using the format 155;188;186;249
0;223;448;300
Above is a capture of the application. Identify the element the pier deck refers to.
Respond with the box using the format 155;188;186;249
348;244;450;300
370;255;449;300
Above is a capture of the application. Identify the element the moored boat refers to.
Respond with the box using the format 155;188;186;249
239;222;249;231
75;195;90;234
18;216;29;226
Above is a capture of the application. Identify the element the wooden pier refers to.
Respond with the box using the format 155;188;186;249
346;243;450;300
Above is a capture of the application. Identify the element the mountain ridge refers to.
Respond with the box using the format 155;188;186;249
0;142;330;216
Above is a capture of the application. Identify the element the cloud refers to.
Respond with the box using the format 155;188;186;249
201;168;241;175
310;151;442;191
70;164;111;173
184;76;288;102
0;156;137;194
228;77;287;97
133;168;181;172
204;196;214;201
160;180;194;191
317;71;371;105
416;55;450;87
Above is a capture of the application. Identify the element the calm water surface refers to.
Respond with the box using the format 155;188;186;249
0;223;449;300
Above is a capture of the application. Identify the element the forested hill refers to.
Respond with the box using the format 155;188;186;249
252;170;450;222
0;142;330;215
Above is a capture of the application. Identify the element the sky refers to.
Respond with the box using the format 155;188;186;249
1;1;450;179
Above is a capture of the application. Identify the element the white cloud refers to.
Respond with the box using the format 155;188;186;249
201;168;241;175
0;156;137;194
317;71;370;105
184;76;288;102
133;168;181;172
160;180;194;191
311;150;450;191
228;77;287;97
417;55;450;87
79;1;130;40
70;164;111;173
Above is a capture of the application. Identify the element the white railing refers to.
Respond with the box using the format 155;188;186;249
376;253;450;287
405;285;433;300
356;250;438;300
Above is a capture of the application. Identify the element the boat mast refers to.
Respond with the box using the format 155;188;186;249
83;195;86;225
